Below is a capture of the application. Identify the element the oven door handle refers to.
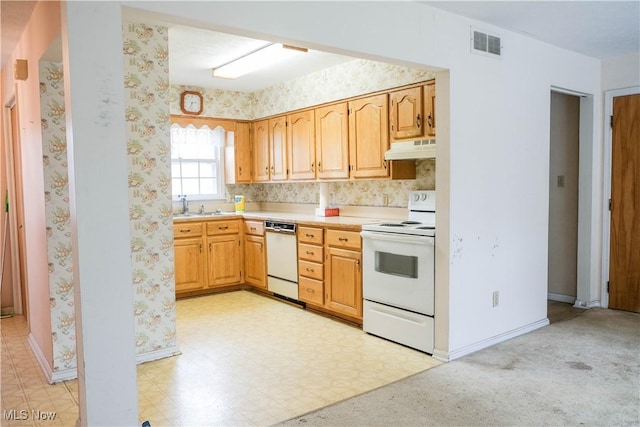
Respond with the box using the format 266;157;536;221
360;230;434;246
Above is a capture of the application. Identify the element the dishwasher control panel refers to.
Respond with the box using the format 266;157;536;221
264;221;297;233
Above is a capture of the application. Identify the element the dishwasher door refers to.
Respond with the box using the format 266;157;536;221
266;230;299;299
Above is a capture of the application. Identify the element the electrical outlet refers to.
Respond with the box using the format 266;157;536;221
382;194;389;206
492;291;499;307
557;175;565;188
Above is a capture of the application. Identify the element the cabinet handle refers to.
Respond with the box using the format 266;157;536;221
250;227;257;231
356;259;361;272
416;113;421;128
208;243;211;251
318;161;322;171
306;250;314;255
338;237;348;242
305;233;315;238
306;288;315;294
311;162;315;171
383;160;387;169
428;113;433;128
219;226;228;230
265;166;269;173
239;166;242;174
199;244;203;253
179;229;191;233
306;267;315;273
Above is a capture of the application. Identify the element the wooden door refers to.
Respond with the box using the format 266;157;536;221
348;94;389;179
287;110;316;180
234;122;252;183
325;247;362;319
207;234;242;287
269;116;288;181
252;120;270;182
390;86;423;140
244;235;266;288
609;93;640;313
424;82;436;138
315;103;349;179
174;237;205;294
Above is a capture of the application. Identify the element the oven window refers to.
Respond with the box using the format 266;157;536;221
374;251;418;278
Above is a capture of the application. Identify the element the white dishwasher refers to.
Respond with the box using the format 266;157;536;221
265;221;299;301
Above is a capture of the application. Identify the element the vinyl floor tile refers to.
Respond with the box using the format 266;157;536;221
2;290;440;426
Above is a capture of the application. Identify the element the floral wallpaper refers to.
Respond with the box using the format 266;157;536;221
123;22;177;356
226;158;435;208
40;62;76;373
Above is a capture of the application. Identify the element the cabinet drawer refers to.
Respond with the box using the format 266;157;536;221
298;226;324;245
299;277;324;306
298;243;323;263
299;260;323;281
326;229;361;250
207;219;240;235
173;222;203;238
244;220;264;236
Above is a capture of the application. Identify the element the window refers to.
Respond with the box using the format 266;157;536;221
170;124;225;199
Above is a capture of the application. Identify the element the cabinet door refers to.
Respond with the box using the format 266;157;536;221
325;247;362;319
424;81;436;138
244;235;266;288
287;110;316;180
315;103;349;179
252;119;270;182
390;86;423;140
348;94;389;179
174;237;206;294
234;122;252;183
269;116;288;181
207;235;242;287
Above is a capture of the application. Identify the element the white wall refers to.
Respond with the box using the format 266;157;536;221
120;1;601;359
602;53;640;91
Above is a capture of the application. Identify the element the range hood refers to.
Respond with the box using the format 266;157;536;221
384;139;436;160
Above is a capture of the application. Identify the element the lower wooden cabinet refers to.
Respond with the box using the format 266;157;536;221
174;219;241;297
325;230;362;320
174;236;206;293
244;233;266;288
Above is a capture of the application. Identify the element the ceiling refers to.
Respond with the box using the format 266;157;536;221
2;1;639;91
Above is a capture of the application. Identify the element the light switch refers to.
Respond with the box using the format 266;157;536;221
557;175;565;188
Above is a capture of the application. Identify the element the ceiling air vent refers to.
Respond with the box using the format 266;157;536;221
471;27;502;57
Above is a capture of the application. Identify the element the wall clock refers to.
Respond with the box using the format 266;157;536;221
180;90;203;115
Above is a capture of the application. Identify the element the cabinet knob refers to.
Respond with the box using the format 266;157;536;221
338;237;348;242
428;113;433;128
416;113;421;128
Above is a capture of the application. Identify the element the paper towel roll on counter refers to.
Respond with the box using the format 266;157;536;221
318;182;329;210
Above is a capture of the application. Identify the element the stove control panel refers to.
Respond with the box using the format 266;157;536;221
409;190;435;211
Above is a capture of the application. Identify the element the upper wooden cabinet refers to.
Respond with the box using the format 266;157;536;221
225;122;252;184
315;103;350;179
424;81;436;138
348;94;390;179
287;110;316;180
390;86;423;140
252;119;270;182
269;116;288;181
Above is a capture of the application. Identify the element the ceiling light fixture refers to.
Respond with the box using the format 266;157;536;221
212;43;308;79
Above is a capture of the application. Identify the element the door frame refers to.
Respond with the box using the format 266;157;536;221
601;86;640;309
2;101;24;315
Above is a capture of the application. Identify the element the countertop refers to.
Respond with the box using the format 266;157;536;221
173;211;386;230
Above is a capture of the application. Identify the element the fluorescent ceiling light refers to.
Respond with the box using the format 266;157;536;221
212;43;308;79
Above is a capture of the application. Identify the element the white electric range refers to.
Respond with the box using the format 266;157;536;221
360;190;436;353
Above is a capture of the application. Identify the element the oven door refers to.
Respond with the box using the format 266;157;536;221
361;230;434;316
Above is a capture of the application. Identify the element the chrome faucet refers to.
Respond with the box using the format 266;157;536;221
179;195;188;214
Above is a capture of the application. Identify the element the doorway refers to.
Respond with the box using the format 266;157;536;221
548;91;580;304
608;93;640;313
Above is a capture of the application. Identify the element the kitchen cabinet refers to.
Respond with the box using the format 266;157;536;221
244;220;266;289
324;229;362;320
173;222;206;293
252;119;270;182
315;102;350;179
287;110;316;180
206;219;242;287
269;116;288;181
348;94;390;179
224;121;252;184
298;226;324;307
390;86;423;140
424;81;436;138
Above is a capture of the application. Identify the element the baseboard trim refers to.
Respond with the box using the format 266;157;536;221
1;307;15;317
50;367;77;383
547;292;576;304
432;318;550;362
27;333;55;384
136;345;181;364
